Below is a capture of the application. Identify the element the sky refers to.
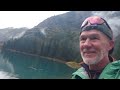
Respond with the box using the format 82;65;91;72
0;11;69;29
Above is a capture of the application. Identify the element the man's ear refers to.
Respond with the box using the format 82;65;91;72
108;40;114;51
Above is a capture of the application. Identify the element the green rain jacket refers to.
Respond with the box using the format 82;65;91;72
72;60;120;79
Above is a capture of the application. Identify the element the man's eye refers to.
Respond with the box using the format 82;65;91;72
91;36;99;40
80;37;86;41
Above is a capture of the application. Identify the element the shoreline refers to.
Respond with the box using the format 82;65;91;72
3;48;67;64
2;48;80;69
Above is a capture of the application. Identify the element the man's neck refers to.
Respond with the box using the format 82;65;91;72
89;56;110;71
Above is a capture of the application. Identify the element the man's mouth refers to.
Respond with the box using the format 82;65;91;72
83;51;96;56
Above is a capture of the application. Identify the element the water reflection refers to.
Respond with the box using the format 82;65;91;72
0;54;18;79
0;50;76;79
0;71;18;79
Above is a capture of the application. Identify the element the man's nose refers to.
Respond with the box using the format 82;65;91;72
83;38;92;47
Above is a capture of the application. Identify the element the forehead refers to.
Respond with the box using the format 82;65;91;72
80;30;105;37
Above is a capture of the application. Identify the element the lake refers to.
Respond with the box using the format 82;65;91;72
0;50;76;79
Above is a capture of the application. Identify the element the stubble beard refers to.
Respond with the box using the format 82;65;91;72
81;49;107;65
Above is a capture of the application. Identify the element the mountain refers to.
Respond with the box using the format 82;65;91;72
112;33;120;60
2;11;120;62
0;27;29;48
0;27;29;40
0;32;8;42
33;11;92;31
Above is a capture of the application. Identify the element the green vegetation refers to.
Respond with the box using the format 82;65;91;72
3;29;82;62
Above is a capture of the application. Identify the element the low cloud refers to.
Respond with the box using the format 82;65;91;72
92;11;120;38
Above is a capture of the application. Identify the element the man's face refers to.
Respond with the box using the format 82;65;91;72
80;30;113;65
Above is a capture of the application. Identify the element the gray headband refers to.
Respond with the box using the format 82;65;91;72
80;24;113;40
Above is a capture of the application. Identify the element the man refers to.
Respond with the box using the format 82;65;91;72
72;16;120;79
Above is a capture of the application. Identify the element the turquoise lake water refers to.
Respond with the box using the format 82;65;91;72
0;50;76;79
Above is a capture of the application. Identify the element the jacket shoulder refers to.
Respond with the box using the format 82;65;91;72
72;67;89;79
99;60;120;79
